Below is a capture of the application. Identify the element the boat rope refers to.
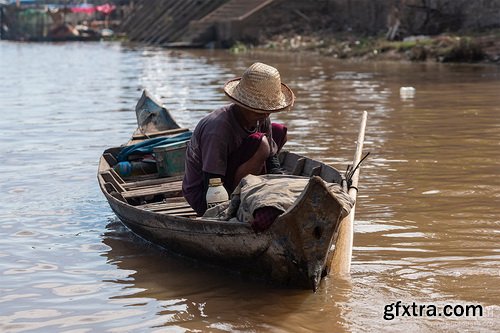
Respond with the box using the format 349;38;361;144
349;185;359;193
345;152;370;188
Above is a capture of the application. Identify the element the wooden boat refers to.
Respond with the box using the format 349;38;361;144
98;90;367;291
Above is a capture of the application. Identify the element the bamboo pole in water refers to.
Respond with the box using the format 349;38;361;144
330;110;367;275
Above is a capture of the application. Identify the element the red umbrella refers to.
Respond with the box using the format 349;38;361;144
71;4;96;14
96;3;116;15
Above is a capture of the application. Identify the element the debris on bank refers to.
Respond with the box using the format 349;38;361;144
248;31;500;64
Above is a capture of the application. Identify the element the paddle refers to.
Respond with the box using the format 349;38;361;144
330;110;368;275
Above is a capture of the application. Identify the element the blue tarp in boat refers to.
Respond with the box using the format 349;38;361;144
117;131;192;162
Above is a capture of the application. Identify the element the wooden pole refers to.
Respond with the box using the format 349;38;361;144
330;110;367;275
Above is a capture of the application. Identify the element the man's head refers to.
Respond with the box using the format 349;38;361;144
223;62;295;114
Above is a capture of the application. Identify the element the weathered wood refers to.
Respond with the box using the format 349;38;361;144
330;111;367;276
157;207;196;215
98;89;359;291
104;182;126;201
310;165;322;176
138;197;195;215
123;175;184;190
109;168;125;184
140;196;188;208
291;157;306;175
122;180;183;200
278;150;288;165
140;202;191;212
103;153;117;167
100;171;126;193
319;165;343;184
131;127;189;140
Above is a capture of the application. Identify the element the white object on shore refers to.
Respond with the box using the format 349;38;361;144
400;86;416;99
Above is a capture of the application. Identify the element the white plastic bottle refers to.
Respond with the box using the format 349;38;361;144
206;178;229;209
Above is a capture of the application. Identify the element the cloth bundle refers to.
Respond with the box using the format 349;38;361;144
204;174;354;232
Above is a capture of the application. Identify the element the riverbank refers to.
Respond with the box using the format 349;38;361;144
232;1;500;66
231;30;500;65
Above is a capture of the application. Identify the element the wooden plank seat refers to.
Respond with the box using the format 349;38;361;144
122;180;183;200
100;167;185;204
138;197;197;217
122;175;184;190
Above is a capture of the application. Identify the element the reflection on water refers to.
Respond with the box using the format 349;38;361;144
0;41;499;332
102;220;352;333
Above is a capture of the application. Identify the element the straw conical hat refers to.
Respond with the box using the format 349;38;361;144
224;62;295;113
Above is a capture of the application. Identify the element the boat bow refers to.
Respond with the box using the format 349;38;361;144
266;176;352;290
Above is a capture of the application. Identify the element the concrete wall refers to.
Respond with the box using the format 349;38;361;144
251;0;500;40
118;0;500;46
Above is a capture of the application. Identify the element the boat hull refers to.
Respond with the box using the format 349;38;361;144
100;164;346;290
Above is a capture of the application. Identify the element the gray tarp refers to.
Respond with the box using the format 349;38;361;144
204;174;354;223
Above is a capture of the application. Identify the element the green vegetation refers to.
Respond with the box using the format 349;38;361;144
229;41;248;54
249;32;496;64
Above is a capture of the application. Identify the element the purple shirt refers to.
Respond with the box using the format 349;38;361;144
182;104;273;214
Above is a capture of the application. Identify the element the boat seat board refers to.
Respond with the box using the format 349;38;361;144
103;182;126;201
109;168;125;184
123;175;183;190
122;180;183;199
101;166;187;202
100;170;126;193
138;197;196;216
138;198;190;211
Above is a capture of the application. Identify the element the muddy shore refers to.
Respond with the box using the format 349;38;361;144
230;30;500;65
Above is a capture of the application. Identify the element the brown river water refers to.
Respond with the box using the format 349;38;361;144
0;42;498;332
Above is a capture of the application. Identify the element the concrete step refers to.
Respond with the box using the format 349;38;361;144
179;0;275;45
199;0;275;22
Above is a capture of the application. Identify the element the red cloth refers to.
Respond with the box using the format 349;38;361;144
252;207;283;232
225;123;287;192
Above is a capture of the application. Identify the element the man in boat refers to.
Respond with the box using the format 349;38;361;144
182;62;295;216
